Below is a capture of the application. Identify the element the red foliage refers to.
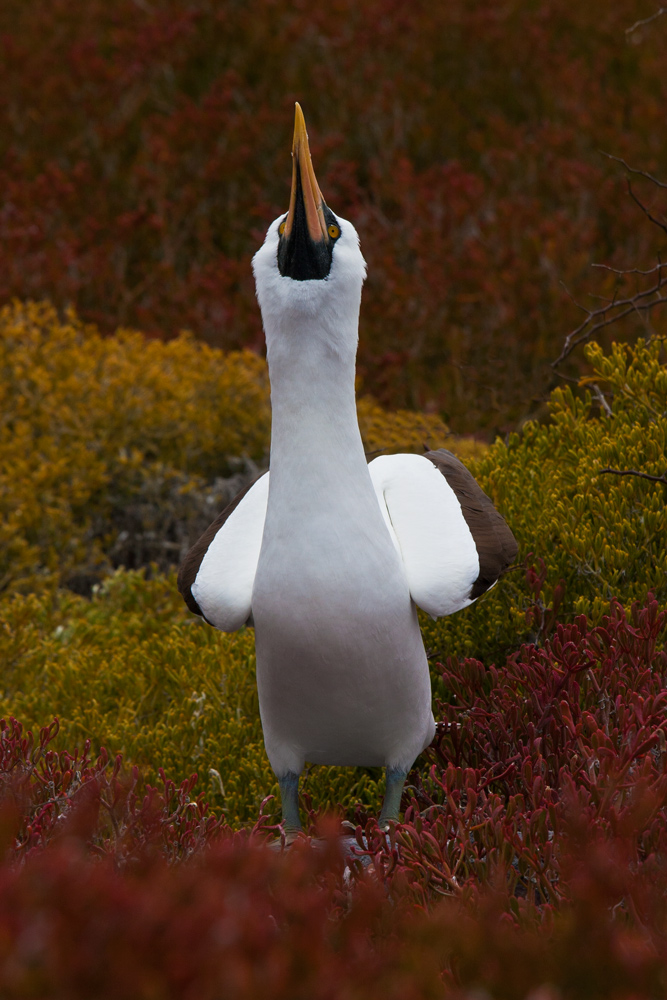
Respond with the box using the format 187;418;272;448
1;598;667;996
0;0;666;430
0;717;241;862
357;596;667;911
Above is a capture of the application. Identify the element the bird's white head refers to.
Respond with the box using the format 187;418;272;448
252;104;367;363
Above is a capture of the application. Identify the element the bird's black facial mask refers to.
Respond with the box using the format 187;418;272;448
277;182;341;281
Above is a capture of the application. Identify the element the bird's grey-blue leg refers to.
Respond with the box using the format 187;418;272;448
378;767;408;830
278;771;302;833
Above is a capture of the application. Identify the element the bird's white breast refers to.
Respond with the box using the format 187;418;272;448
251;464;434;775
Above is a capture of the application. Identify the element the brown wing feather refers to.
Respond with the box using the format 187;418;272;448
425;448;517;598
177;474;263;617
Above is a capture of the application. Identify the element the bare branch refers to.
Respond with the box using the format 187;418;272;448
559;279;596;316
599;151;667;190
555;370;584;386
554;155;667;367
591;261;666;277
625;7;667;35
552;262;667;366
627;178;667;236
598;467;667;485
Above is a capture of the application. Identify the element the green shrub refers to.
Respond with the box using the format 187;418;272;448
0;570;386;826
2;300;465;592
1;300;271;591
422;337;667;675
5;311;666;826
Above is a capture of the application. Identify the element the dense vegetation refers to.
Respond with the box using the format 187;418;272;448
422;335;667;670
3;1;667;991
3;311;667;994
2;270;666;1000
2;299;463;595
1;595;666;997
3;297;666;820
1;0;666;430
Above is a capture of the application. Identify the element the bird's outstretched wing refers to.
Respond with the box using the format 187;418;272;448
368;450;517;619
177;472;269;631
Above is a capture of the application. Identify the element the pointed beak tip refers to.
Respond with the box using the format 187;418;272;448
292;103;308;157
285;103;328;246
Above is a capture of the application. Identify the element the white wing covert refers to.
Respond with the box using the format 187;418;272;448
177;472;269;631
368;451;517;619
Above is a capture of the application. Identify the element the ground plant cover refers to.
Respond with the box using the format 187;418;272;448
1;596;666;997
3;2;667;992
2;301;667;994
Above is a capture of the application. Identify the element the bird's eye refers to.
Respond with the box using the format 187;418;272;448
279;220;286;236
328;224;340;239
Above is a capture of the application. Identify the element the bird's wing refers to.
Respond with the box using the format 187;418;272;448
368;450;517;619
177;472;269;631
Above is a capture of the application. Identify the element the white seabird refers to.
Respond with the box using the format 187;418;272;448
178;104;517;832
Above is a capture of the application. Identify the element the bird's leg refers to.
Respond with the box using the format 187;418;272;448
378;767;408;830
278;770;303;834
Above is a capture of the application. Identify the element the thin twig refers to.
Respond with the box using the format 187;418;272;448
591;261;667;277
553;156;667;365
553;371;582;386
599;152;667;190
625;7;667;35
559;279;594;317
598;468;667;485
553;271;667;366
627;178;667;236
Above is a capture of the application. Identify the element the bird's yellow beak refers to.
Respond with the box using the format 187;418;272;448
283;104;328;244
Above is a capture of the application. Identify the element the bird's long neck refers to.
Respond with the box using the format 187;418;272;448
266;336;370;499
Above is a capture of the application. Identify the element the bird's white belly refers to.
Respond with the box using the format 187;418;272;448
252;517;435;775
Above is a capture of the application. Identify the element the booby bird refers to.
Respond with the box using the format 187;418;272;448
178;105;517;833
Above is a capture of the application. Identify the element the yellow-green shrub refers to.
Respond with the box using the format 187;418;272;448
2;300;271;590
422;337;667;672
0;569;386;826
3;330;667;825
2;299;477;591
355;395;487;460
